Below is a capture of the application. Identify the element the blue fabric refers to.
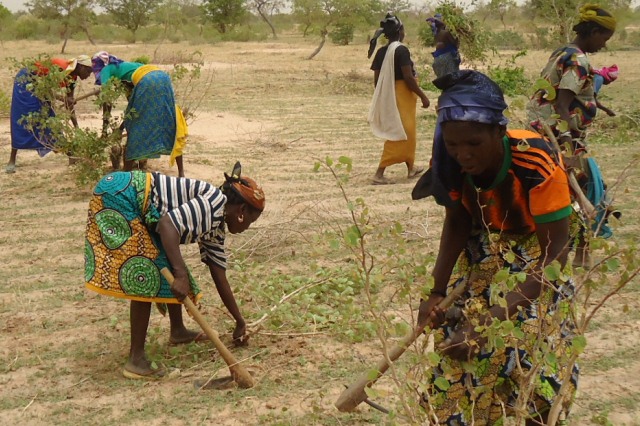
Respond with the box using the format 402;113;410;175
585;157;612;238
432;44;459;58
124;70;177;161
10;68;55;156
426;71;509;206
593;74;604;95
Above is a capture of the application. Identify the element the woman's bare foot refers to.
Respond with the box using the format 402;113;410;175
169;329;208;345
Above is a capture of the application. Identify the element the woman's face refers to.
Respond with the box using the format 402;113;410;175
442;121;505;178
74;64;93;80
225;204;261;234
585;29;614;53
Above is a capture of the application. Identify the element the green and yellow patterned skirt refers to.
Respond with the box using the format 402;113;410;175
423;230;579;425
84;171;200;303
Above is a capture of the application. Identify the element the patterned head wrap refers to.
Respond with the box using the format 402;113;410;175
594;64;619;84
66;55;92;73
368;13;404;59
223;162;265;212
91;51;124;85
578;4;616;32
412;70;508;205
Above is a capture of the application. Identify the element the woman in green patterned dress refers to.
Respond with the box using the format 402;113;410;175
415;71;578;425
84;163;265;379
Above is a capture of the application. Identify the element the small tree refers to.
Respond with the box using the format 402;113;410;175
201;0;247;34
295;0;400;59
99;0;161;42
26;0;97;52
248;0;285;39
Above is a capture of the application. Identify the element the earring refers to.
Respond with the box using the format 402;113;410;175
238;214;244;223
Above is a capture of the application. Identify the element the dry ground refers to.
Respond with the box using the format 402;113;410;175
1;37;639;425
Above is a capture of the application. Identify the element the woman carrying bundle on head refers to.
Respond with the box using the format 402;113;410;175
414;70;578;425
91;51;188;177
6;55;93;174
426;13;461;78
527;4;618;265
84;162;265;379
368;13;430;185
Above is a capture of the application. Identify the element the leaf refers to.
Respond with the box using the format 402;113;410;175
338;155;352;165
313;162;321;172
494;268;510;283
544;263;561;281
434;377;450;391
325;156;333;167
556;120;569;133
427;352;441;366
504;251;515;263
366;368;380;381
605;258;620;272
571;335;587;355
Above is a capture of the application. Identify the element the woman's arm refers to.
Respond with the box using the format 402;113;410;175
207;261;247;344
489;217;569;321
418;205;472;326
441;217;570;360
157;214;190;299
400;64;430;108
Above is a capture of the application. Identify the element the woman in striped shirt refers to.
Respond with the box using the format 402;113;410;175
84;162;265;379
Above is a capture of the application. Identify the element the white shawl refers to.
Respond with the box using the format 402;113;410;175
368;41;407;141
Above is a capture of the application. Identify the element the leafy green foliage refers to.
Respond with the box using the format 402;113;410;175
99;0;161;39
329;22;354;45
487;50;531;96
418;1;493;64
202;0;247;34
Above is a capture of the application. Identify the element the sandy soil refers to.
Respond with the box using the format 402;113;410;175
0;38;639;425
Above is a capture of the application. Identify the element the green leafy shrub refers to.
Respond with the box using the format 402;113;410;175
330;23;354;46
13;15;41;39
487;50;530;96
490;30;526;50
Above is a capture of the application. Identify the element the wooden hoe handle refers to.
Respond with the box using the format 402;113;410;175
160;268;255;389
334;284;466;412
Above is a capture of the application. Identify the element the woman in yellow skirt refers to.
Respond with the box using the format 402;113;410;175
368;13;431;185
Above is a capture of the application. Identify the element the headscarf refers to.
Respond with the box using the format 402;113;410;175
91;51;124;85
368;13;403;59
223;162;265;212
594;64;619;84
412;70;508;205
65;55;91;74
426;13;444;35
578;4;616;32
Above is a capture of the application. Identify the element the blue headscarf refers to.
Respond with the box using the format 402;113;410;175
91;51;124;85
412;70;508;205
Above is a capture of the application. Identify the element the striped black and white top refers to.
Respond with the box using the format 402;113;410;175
150;172;228;269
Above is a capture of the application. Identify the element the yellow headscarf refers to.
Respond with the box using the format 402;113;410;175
579;4;616;32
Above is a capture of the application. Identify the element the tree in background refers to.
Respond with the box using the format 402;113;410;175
152;0;190;40
524;0;629;42
295;0;405;59
202;0;247;34
248;0;287;39
479;0;515;29
26;0;97;53
99;0;161;42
